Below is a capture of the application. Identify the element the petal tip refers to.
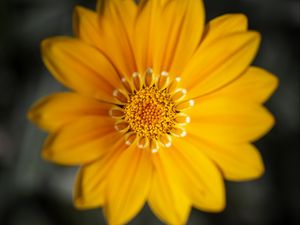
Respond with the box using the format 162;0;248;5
250;30;261;44
73;5;95;36
41;148;52;161
27;107;36;123
250;158;265;180
41;38;53;52
226;13;248;27
73;198;86;210
270;73;280;94
241;31;261;50
27;99;44;125
264;108;276;132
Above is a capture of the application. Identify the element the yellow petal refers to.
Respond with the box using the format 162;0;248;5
41;37;121;102
28;92;111;132
187;137;265;181
134;0;205;75
74;139;125;209
201;66;279;103
73;6;102;46
171;138;225;212
187;98;275;143
160;0;205;75
133;0;162;72
97;0;136;40
42;116;118;165
182;32;261;99
104;146;152;225
201;14;248;47
148;152;191;225
96;0;137;77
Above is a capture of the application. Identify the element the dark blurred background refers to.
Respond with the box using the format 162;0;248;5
0;0;299;225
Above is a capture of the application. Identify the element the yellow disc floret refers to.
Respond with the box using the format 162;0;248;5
110;69;193;151
124;86;176;139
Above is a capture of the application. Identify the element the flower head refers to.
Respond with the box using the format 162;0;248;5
28;0;278;224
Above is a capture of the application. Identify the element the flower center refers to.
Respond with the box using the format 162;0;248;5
109;69;194;153
124;86;176;139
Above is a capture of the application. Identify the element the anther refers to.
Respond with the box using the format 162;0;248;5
175;114;191;124
161;71;168;76
168;76;181;93
113;89;128;103
159;134;172;148
132;72;139;77
120;77;132;93
109;107;124;118
170;127;187;137
138;137;149;148
186;116;191;123
172;89;187;102
114;122;129;132
158;71;169;89
175;77;181;82
125;132;137;146
132;72;142;90
150;139;159;153
176;99;195;111
145;68;154;87
152;148;159;153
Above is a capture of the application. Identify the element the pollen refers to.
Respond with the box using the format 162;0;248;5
124;86;176;139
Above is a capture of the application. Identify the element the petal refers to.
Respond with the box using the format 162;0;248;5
73;6;102;46
133;0;162;72
134;0;205;75
171;138;225;212
187;137;265;181
187;98;275;143
201;14;248;47
74;139;125;209
182;32;261;99
28;92;111;132
41;37;121;102
104;146;152;225
201;67;279;104
42;116;119;165
159;0;205;75
148;151;191;225
96;0;138;77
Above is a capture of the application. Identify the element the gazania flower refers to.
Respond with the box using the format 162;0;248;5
28;0;278;224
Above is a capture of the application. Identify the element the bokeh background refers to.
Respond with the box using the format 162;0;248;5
0;0;299;224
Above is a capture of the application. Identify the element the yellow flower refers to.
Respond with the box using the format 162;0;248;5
28;0;278;224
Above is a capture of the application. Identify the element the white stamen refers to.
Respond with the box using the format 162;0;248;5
146;68;153;74
181;131;187;137
112;89;119;97
138;143;144;148
108;109;113;117
161;71;168;76
175;76;181;82
189;99;195;106
132;72;139;78
121;77;127;83
164;141;172;148
186;116;191;123
151;148;159;153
